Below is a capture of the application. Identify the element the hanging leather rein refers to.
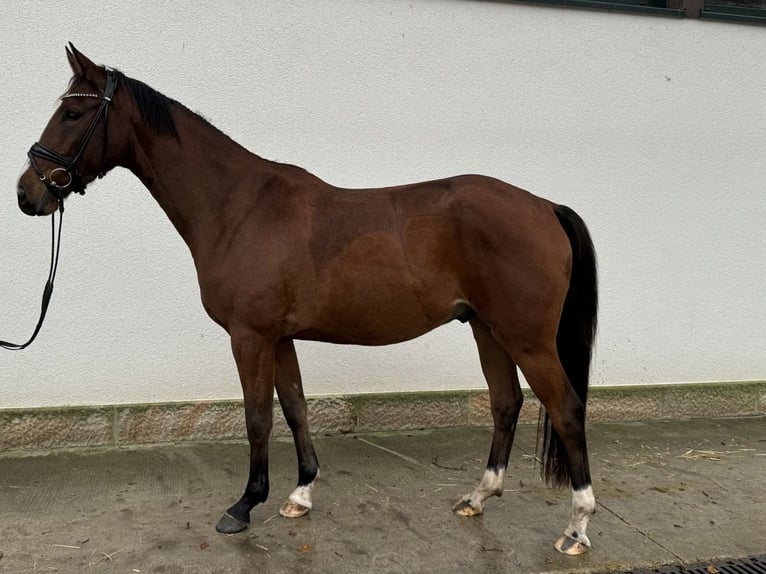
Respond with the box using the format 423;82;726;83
0;70;118;350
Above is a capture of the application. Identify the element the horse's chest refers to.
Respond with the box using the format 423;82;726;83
195;256;286;332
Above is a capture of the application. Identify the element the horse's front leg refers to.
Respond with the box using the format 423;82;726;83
274;339;320;519
216;332;276;534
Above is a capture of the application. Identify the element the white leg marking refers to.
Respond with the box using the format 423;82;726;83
566;485;595;546
287;481;315;509
279;471;319;518
475;468;505;500
453;468;505;516
554;485;596;554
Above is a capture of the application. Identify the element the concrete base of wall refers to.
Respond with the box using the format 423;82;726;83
1;381;764;452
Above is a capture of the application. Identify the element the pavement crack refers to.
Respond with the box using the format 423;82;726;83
355;437;426;467
597;499;685;562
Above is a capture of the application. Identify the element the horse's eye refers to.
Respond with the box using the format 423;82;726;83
63;109;82;122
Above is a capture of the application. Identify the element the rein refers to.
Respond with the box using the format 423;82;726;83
1;69;117;351
0;202;64;350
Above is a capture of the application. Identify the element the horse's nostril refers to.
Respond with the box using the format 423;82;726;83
17;184;38;215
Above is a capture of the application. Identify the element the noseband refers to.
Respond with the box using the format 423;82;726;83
27;69;118;205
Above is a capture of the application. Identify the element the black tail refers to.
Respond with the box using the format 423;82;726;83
540;204;598;487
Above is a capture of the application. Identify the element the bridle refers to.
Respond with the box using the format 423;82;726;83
27;68;118;207
0;69;118;351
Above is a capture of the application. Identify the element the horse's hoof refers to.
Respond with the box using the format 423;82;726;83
279;499;310;518
452;497;483;517
554;534;590;555
215;512;249;534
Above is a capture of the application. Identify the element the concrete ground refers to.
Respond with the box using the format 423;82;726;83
0;416;763;574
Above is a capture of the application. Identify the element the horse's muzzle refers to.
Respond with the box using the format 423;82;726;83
17;183;49;216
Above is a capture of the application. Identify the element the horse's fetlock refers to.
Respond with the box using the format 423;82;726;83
298;461;319;485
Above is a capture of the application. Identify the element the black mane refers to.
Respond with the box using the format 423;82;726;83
67;67;243;148
112;70;178;138
114;69;243;148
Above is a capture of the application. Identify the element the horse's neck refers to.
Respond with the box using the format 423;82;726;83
127;111;262;260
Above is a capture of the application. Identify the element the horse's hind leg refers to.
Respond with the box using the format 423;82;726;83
453;318;523;517
514;349;595;555
274;339;320;518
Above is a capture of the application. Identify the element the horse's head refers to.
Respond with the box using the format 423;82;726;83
17;44;125;216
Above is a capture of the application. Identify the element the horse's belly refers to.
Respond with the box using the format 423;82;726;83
302;293;441;345
299;231;459;345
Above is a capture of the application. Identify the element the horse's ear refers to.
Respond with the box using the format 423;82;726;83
66;43;81;76
66;43;101;80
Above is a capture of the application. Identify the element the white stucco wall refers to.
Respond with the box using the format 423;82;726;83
0;1;763;408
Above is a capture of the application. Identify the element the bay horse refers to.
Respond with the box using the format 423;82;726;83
16;45;598;555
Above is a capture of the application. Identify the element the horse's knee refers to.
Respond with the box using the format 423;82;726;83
281;402;308;432
245;410;273;444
